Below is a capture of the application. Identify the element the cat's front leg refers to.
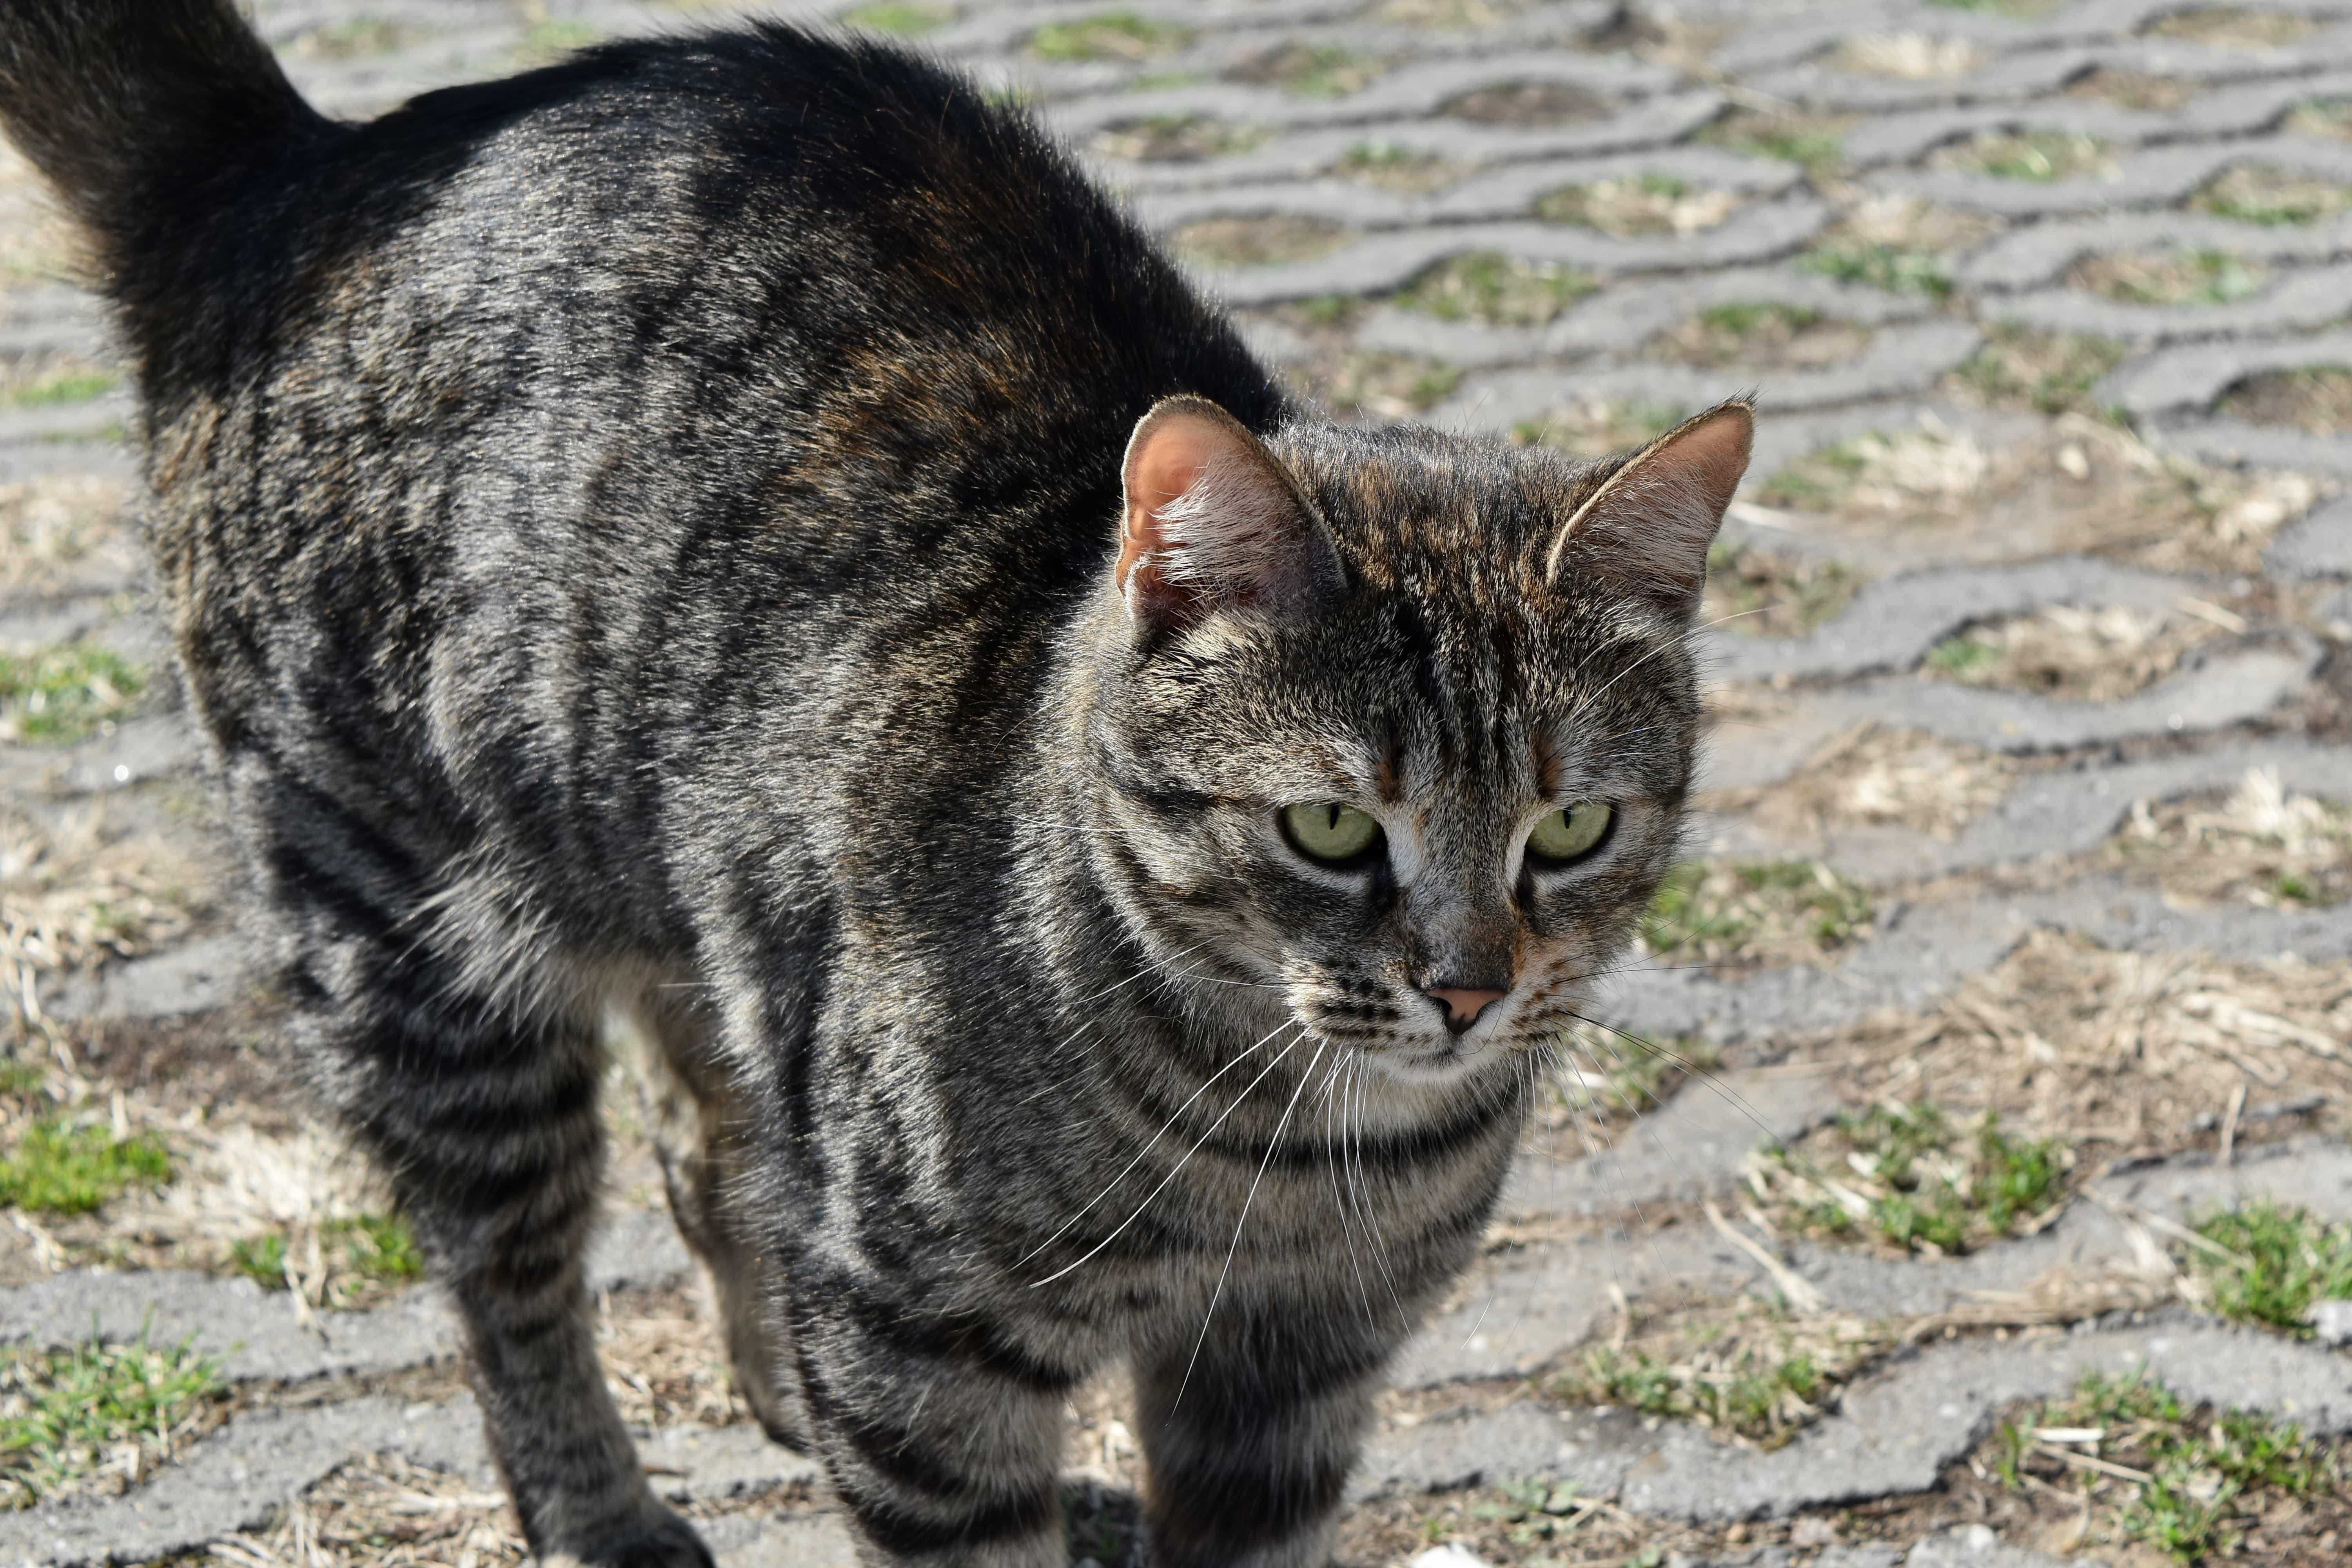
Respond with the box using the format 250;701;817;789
788;1263;1080;1567
1133;1299;1387;1568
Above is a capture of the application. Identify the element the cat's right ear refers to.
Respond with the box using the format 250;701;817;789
1116;396;1341;640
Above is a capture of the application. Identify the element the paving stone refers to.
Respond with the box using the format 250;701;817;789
1706;557;2199;683
1355;264;1935;370
1497;1065;1845;1221
2269;492;2352;578
703;1510;860;1568
1872;140;2352;220
0;1396;487;1567
1963;211;2352;292
1994;260;2352;346
41;933;241;1022
639;1421;824;1503
1356;1318;2352;1517
2160;415;2352;479
0;712;205;805
1203;198;1834;308
1608;878;2352;1046
1432;320;1982;432
2104;329;2352;422
0;1207;688;1383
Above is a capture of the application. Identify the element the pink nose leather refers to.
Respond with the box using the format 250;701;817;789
1425;987;1506;1027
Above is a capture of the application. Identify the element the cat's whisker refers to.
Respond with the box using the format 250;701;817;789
1345;1055;1414;1335
1028;1025;1308;1287
1560;1006;1774;1147
1169;1036;1330;1414
1578;604;1772;713
1015;1009;1299;1265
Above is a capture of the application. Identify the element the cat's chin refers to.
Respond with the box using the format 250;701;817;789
1350;1039;1504;1087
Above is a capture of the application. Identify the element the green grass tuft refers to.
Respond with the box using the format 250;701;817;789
0;1119;171;1215
0;645;146;744
842;2;953;34
1801;244;1951;297
231;1213;426;1292
1028;12;1190;61
0;370;118;410
0;1334;221;1507
1395;251;1596;326
2190;1200;2352;1335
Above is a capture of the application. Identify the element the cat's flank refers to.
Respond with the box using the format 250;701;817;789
0;5;1748;1564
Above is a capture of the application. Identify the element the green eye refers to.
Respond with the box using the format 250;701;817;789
1527;801;1614;865
1281;802;1383;864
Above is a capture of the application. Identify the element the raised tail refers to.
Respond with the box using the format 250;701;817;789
0;0;324;309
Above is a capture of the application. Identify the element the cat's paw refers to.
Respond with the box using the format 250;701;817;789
540;1505;715;1568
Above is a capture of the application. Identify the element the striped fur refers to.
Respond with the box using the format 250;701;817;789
0;8;1741;1564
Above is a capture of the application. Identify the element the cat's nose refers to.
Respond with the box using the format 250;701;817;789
1423;984;1507;1035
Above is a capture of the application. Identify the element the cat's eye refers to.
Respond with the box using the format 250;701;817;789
1526;801;1614;866
1281;802;1383;865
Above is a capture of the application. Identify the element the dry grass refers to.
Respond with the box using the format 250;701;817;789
1698;107;1853;172
0;141;76;289
2191;165;2352;227
2107;766;2351;910
1929;130;2114;183
207;1451;530;1568
1921;603;2228;704
1730;724;2016;844
1534;176;1740;238
1377;0;1534;25
1328;144;1474;195
1699;542;1862;637
0;474;138;600
1510;396;1683;458
2069;249;2268;305
1758;409;2323;576
1091;116;1263;162
1397;252;1595;327
3;802;210;1039
1636;858;1873;973
1648;303;1873;372
1826;189;2006;255
595;1284;744;1431
1832;33;1984;80
2286;98;2352;140
1223;42;1387;98
1787;929;2352;1163
2065;69;2204;112
1170;215;1350;268
1292;352;1461;423
1945;325;2127;417
2142;7;2315;47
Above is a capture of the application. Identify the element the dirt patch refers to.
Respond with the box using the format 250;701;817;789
1027;13;1191;63
1947;326;2127;417
1780;929;2352;1168
1091;116;1263;162
1509;396;1683;458
1799;192;2004;297
2222;366;2352;434
1169;215;1351;268
1698;107;1853;172
1731;724;2017;844
1328;144;1475;195
2107;765;2352;909
2287;97;2352;140
2069;248;2269;305
1700;541;1863;637
1928;129;2114;182
1533;176;1742;238
286;17;417;58
1441;80;1609;126
1920;603;2229;704
2141;6;2316;47
1223;42;1387;97
0;474;138;600
2065;67;2205;112
1831;33;1984;80
1636;858;1874;974
1394;252;1595;326
1283;350;1462;423
2190;164;2352;226
1755;408;2320;575
1647;303;1875;371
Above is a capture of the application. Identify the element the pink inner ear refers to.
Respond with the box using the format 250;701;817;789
1116;410;1225;602
1664;402;1753;519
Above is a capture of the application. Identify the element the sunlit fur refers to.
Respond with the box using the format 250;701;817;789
0;8;1725;1567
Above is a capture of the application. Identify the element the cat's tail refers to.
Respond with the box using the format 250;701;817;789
0;0;324;282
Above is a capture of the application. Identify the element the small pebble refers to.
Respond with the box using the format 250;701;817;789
2310;1298;2352;1346
1409;1546;1491;1568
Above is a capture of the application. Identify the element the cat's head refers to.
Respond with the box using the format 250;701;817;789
1079;394;1747;1083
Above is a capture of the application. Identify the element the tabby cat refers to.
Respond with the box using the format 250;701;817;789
0;5;1749;1564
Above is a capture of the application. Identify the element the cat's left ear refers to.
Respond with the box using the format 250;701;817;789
1116;396;1342;640
1543;398;1753;618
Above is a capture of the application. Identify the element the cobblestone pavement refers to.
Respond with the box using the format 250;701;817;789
5;1;2352;1564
